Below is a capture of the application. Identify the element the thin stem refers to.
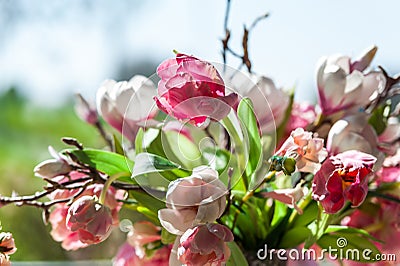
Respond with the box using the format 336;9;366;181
99;172;130;205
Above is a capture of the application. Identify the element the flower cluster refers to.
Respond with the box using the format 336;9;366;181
0;44;399;266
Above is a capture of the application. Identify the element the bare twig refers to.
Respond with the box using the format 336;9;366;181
220;0;269;73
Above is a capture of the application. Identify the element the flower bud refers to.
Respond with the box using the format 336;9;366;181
74;93;98;125
66;195;113;245
33;146;72;179
155;54;238;127
174;224;233;266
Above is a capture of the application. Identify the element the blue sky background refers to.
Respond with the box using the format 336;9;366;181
1;0;399;106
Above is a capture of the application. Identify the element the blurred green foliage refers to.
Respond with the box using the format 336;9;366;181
0;88;116;260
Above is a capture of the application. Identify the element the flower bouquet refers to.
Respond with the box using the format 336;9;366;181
0;10;400;266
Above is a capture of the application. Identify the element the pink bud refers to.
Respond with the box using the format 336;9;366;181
155;54;238;127
175;224;233;266
74;93;98;125
33;146;72;179
66;196;113;245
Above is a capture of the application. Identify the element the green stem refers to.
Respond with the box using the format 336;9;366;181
222;115;247;188
368;190;400;204
288;192;312;226
99;172;129;205
231;171;276;231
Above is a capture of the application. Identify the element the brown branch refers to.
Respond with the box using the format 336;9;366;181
220;0;269;73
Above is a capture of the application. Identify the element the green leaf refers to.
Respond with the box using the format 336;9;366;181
64;149;133;182
129;190;165;215
237;98;262;181
161;228;176;245
163;130;202;168
135;127;144;154
131;152;182;180
135;206;160;225
271;201;288;229
202;147;230;175
276;89;294;141
226;242;249;266
249;135;275;190
368;104;389;135
113;134;124;155
279;227;312;249
291;201;318;227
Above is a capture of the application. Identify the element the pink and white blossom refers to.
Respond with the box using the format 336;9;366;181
316;46;385;115
275;128;328;174
96;75;158;140
327;113;383;166
228;73;290;134
158;166;227;235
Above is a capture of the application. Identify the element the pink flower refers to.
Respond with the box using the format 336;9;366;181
113;242;171;266
154;53;238;127
127;221;162;258
276;128;328;174
48;175;124;250
228;73;289;134
327;113;381;157
312;150;377;214
96;75;158;140
316;46;384;115
158;166;227;235
287;102;316;132
66;195;113;245
171;224;233;266
0;232;16;255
